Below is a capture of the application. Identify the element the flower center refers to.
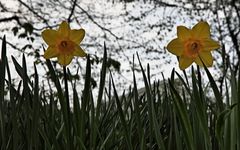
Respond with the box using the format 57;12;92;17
58;40;75;54
61;41;68;47
184;40;202;58
191;42;198;51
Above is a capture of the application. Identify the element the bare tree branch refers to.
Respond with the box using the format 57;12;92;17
0;2;8;12
75;3;121;40
17;0;50;26
68;0;78;22
0;16;22;26
0;37;23;53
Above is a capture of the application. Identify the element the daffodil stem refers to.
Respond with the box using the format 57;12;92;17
63;66;70;114
63;66;72;149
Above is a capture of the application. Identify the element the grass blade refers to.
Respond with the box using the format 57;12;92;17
204;65;224;112
192;67;211;149
137;53;166;150
133;55;146;150
96;42;107;118
111;71;133;150
80;55;91;147
168;76;194;150
0;35;6;149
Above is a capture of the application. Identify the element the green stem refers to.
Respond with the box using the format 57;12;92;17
63;66;72;149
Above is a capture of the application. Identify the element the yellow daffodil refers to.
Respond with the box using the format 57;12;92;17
167;21;220;70
42;21;87;66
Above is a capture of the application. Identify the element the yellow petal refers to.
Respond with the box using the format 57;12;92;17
202;38;220;51
58;21;70;37
167;38;184;56
73;45;87;57
57;54;74;66
192;21;210;38
177;26;191;41
44;46;59;59
70;29;85;44
194;52;213;67
179;56;194;70
42;29;58;45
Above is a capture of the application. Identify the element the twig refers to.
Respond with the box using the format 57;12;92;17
17;0;50;26
68;0;78;22
75;3;121;40
0;16;22;26
0;37;23;53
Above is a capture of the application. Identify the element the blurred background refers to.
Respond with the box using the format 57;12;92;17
0;0;239;95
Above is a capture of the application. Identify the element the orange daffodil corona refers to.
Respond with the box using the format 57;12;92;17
167;21;220;70
42;21;87;66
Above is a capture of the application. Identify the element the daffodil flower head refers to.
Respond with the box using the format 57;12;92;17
42;21;87;66
167;21;220;70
